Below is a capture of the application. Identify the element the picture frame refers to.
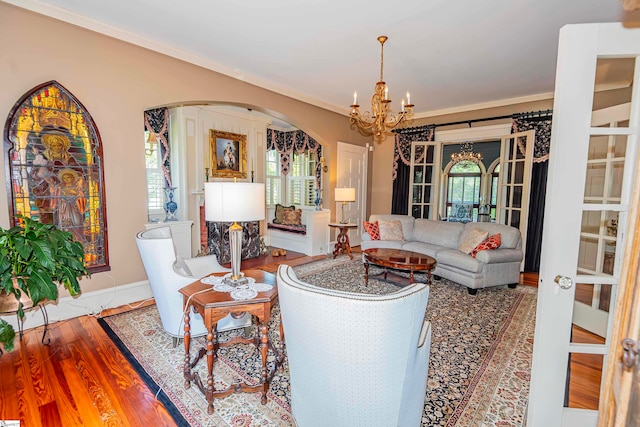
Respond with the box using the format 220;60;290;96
209;129;247;179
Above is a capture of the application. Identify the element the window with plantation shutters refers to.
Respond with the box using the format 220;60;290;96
266;149;317;208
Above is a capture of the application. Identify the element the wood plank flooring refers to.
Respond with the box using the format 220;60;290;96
0;249;600;425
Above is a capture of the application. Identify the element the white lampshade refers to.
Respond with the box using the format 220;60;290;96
335;187;356;202
204;182;265;222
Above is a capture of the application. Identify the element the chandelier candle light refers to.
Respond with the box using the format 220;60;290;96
335;187;356;224
350;36;414;137
205;180;265;285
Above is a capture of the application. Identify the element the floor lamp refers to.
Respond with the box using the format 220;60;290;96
335;187;356;224
205;181;265;285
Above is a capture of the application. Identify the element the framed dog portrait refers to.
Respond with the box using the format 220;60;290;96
209;130;247;179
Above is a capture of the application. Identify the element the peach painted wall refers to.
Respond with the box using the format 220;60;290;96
0;3;371;295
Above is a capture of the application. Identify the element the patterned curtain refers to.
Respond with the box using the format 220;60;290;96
391;126;435;214
144;108;171;187
266;128;323;188
511;114;553;272
511;116;552;162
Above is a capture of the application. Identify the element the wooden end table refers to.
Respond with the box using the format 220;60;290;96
179;269;284;415
329;222;357;259
363;248;437;287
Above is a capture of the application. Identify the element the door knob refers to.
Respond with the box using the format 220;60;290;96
554;275;573;290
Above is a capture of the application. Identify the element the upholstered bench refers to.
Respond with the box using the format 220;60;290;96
266;205;330;256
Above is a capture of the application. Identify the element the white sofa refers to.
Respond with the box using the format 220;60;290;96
277;265;431;427
361;214;523;294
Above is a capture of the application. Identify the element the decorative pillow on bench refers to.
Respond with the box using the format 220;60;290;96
274;203;296;224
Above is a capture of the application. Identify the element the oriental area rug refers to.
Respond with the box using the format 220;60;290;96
98;257;537;427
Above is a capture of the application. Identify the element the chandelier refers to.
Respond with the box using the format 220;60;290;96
451;142;483;164
349;36;414;137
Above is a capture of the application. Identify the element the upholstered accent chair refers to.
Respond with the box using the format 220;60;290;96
135;227;251;346
276;265;432;427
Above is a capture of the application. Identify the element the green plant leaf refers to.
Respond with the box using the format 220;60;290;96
31;240;56;272
27;270;57;305
0;319;16;352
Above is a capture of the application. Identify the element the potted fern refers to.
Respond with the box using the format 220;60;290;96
0;216;89;352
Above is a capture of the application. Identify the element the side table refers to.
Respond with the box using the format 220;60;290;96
329;222;357;259
179;269;284;414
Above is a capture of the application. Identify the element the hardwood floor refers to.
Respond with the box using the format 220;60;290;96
0;250;600;425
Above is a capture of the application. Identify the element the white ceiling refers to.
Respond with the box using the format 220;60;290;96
6;0;640;118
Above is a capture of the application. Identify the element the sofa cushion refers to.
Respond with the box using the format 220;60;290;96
471;233;502;258
369;214;416;241
363;221;380;240
436;249;484;273
458;228;489;254
461;222;521;249
412;219;464;248
401;241;449;258
361;239;404;251
378;220;404;240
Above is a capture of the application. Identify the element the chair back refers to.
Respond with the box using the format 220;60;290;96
277;265;431;427
136;227;190;336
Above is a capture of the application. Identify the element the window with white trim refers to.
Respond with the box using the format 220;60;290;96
266;149;318;208
145;131;165;217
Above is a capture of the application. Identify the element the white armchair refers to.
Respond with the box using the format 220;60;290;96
135;227;251;346
276;265;431;427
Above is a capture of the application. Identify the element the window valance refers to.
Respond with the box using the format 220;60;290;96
266;128;322;185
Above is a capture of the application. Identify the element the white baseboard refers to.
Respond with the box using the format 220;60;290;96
0;280;153;332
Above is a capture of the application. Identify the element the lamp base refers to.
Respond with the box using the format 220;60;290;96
223;272;248;287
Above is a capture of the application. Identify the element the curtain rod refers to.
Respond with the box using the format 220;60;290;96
394;109;553;135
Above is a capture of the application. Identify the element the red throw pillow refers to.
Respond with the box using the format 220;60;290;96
363;221;380;240
471;233;502;258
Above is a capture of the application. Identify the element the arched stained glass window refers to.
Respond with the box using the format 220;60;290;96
4;81;110;272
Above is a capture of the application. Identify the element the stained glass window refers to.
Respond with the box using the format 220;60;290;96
4;81;110;272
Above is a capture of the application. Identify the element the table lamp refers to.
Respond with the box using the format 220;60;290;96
335;187;356;224
205;181;265;285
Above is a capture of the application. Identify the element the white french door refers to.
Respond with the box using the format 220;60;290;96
527;23;640;427
497;130;534;265
409;142;440;219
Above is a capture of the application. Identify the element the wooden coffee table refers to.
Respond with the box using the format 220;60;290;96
179;269;284;414
363;248;437;286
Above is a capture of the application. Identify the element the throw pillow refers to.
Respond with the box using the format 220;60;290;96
378;220;404;241
273;203;295;224
363;221;380;240
471;233;502;258
458;228;489;254
282;208;303;226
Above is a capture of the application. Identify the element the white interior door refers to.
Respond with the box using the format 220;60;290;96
337;141;367;246
497;130;533;266
527;23;640;427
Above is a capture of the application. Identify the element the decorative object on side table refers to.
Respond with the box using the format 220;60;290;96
205;180;265;286
0;216;89;354
163;187;178;221
335;187;356;224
